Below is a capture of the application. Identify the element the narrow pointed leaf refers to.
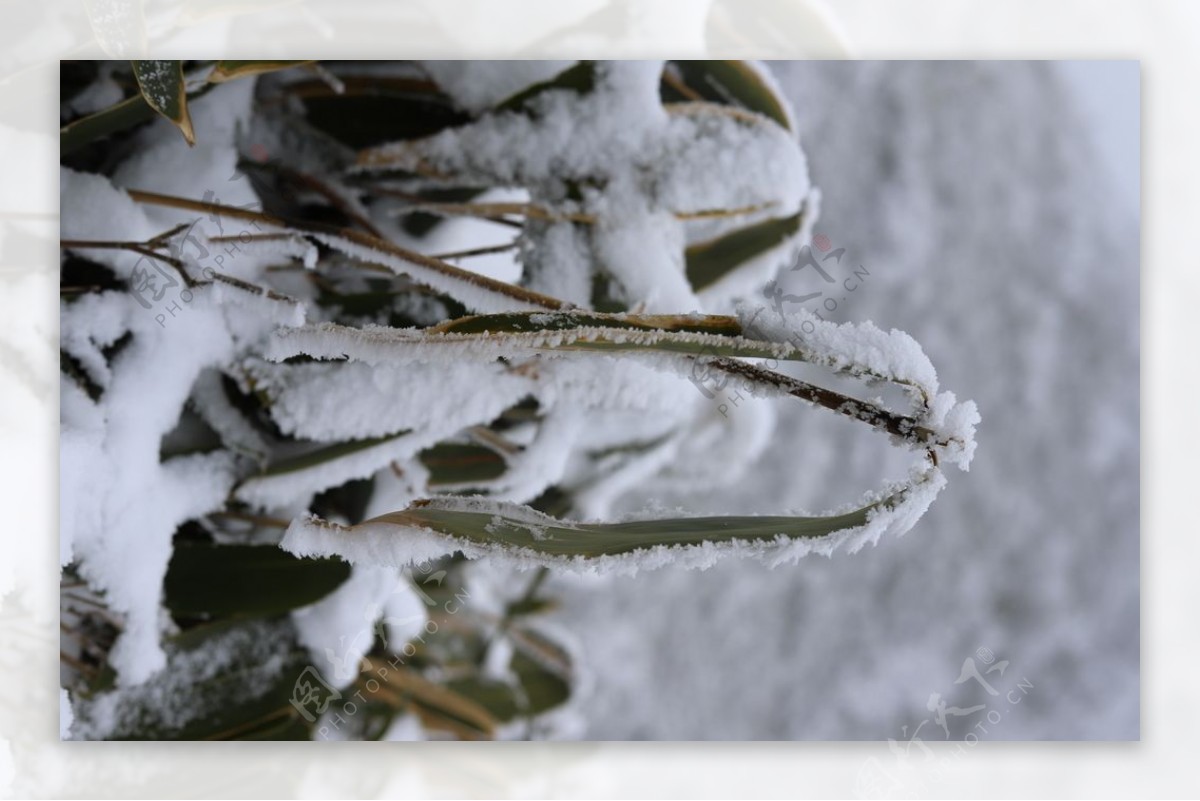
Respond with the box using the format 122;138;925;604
208;60;313;83
366;499;885;559
686;210;804;291
670;61;793;131
257;431;410;478
131;60;195;145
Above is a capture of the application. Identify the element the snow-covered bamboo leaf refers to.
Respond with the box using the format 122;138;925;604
75;619;314;740
282;485;917;571
164;542;351;618
669;61;793;131
350;499;878;557
268;309;968;455
131;60;195;146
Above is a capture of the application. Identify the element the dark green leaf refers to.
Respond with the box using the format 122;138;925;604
131;60;194;145
686;211;804;291
511;649;570;716
256;431;409;478
444;676;521;723
164;541;351;618
495;61;596;113
670;61;793;131
420;442;508;485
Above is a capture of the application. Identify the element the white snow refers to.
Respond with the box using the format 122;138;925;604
292;565;424;688
358;61;809;315
420;60;575;114
60;90;315;686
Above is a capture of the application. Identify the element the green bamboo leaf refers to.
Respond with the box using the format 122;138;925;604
364;495;891;560
494;61;597;113
362;656;499;739
131;60;195;146
164;541;351;618
670;61;793;131
685;210;804;291
208;60;313;83
257;431;410;478
61;93;155;157
61;81;220;157
511;648;570;716
420;442;507;486
443;676;521;723
302;86;471;149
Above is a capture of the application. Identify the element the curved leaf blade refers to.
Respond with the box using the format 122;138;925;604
494;61;596;113
686;210;804;291
670;60;793;131
372;500;883;559
131;60;194;145
209;60;313;83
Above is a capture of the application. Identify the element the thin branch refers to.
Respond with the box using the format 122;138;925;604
661;70;705;102
467;425;524;456
430;241;519;261
242;160;386;238
125;188;570;310
707;357;939;448
388;199;777;224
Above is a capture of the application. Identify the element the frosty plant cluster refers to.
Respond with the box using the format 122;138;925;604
59;60;978;740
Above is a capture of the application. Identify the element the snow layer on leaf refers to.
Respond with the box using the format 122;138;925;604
60;168;161;280
292;565;421;688
64;291;243;684
247;358;535;442
739;304;940;397
362;60;809;316
70;619;293;739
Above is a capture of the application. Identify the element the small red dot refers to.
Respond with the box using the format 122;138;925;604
813;233;831;252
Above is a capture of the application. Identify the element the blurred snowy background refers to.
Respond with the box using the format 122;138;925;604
551;61;1139;740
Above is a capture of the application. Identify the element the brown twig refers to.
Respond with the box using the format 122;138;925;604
707;357;938;447
430;241;519;261
125;188;570;310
